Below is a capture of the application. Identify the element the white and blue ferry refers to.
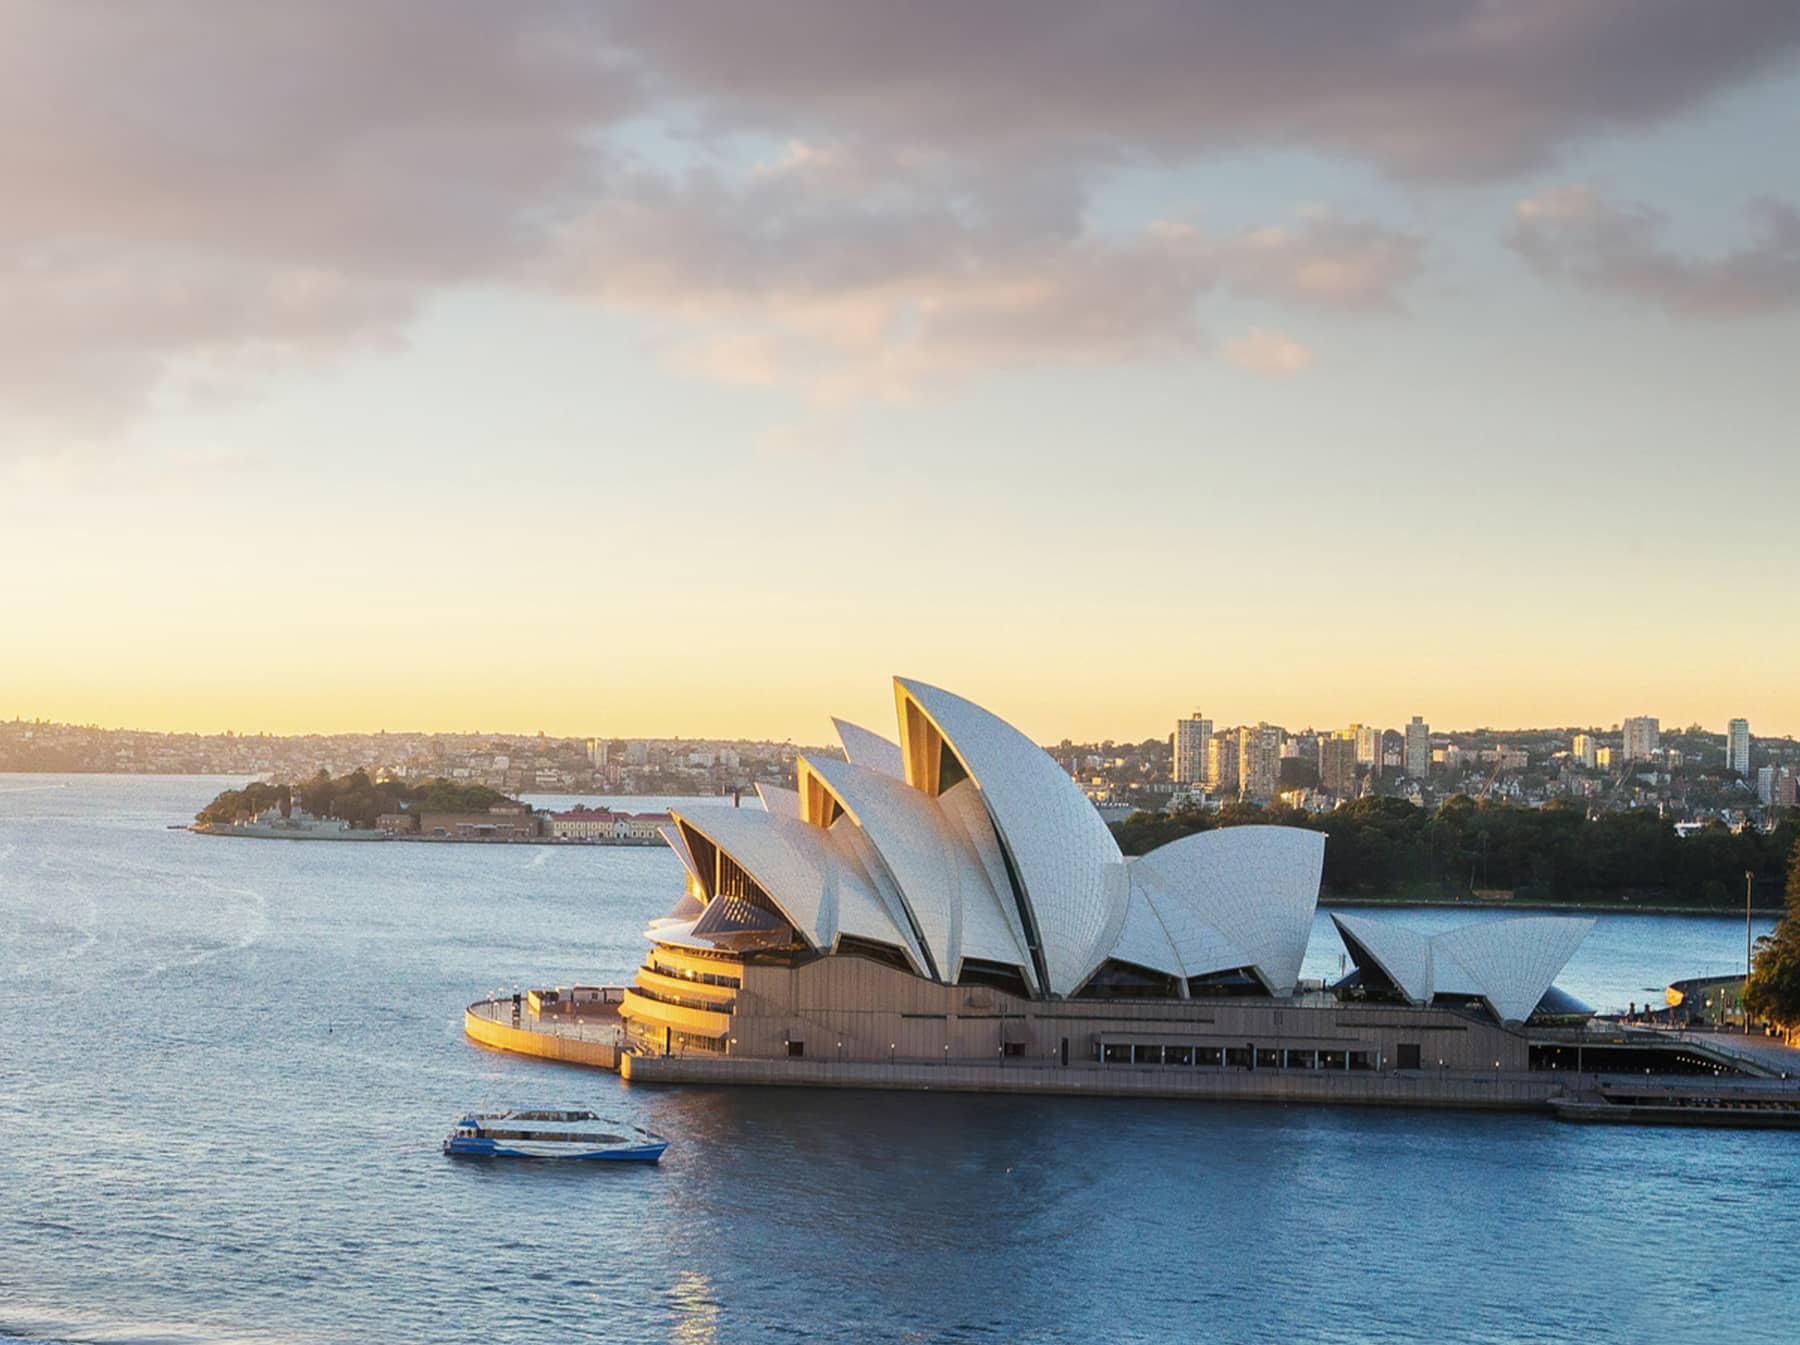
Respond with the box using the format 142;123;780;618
442;1109;667;1162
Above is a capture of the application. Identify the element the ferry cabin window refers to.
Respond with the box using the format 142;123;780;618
1255;1048;1281;1070
1102;1042;1132;1064
1348;1051;1373;1071
1197;1047;1223;1067
1165;1045;1194;1067
1396;1043;1422;1070
1224;1047;1252;1069
786;1040;805;1058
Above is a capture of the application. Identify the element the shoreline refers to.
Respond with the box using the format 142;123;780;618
1321;894;1785;917
186;826;663;847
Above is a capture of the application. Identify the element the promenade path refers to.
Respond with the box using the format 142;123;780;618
1671;1029;1800;1077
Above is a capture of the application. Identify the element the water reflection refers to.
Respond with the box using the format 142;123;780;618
669;1269;719;1345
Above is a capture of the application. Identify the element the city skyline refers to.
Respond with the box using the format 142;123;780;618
5;7;1800;744
3;701;1788;754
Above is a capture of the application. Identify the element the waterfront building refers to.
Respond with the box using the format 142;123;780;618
548;809;672;842
550;809;618;839
1174;711;1211;786
1572;733;1598;769
622;811;673;841
1404;716;1430;779
1237;723;1281;802
1205;731;1239;795
606;678;1666;1104
418;805;540;839
1726;718;1751;776
1622;716;1660;761
1319;731;1358;798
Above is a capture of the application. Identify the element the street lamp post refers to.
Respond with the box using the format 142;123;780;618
1746;870;1755;1034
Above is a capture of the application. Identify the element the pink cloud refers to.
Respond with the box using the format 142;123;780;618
1508;186;1800;317
1224;328;1317;377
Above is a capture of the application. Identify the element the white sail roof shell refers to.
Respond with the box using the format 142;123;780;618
799;753;1031;985
1109;877;1195;981
659;824;702;885
668;806;919;970
1331;913;1595;1024
1130;826;1324;995
1331;911;1434;1002
755;783;802;817
896;678;1126;996
1432;917;1596;1024
833;718;904;778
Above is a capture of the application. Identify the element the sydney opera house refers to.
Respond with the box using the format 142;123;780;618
613;679;1727;1103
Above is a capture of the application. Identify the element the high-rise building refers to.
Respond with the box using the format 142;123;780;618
1380;729;1404;771
1237;723;1281;802
1404;716;1430;779
587;737;608;768
1758;765;1797;809
1622;716;1660;761
1319;731;1358;798
1174;711;1212;786
1596;746;1617;770
1572;733;1598;769
1205;731;1239;795
1726;718;1751;776
1352;723;1380;767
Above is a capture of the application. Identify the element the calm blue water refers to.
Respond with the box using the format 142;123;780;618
2;774;1795;1345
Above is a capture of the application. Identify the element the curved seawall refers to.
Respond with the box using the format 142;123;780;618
463;1000;618;1070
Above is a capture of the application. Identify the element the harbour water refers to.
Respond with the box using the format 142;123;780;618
2;775;1795;1344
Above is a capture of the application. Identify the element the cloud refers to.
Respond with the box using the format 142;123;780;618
1225;328;1316;377
1217;214;1424;311
0;2;635;445
546;161;1413;396
1507;186;1800;317
3;2;1796;442
607;1;1800;180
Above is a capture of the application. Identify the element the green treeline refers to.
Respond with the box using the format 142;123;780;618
196;770;519;828
196;780;293;825
1112;796;1800;908
1745;845;1800;1029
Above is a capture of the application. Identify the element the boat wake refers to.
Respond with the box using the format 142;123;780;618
129;878;267;983
0;1302;299;1345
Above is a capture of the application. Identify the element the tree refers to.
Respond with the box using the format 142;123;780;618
1745;837;1800;1031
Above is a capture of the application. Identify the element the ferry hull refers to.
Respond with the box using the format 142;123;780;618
442;1137;666;1162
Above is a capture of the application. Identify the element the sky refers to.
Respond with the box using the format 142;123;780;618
4;2;1799;744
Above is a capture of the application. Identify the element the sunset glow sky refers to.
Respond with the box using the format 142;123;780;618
5;4;1799;743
